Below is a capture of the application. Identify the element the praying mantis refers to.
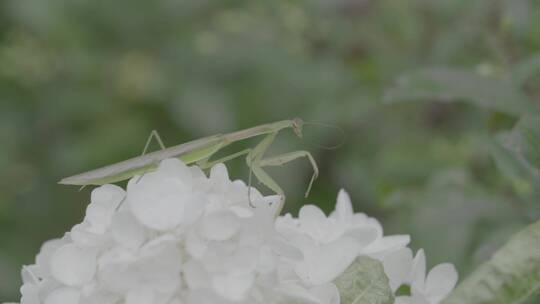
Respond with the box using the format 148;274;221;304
59;118;319;214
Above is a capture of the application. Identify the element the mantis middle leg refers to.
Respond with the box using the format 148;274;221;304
197;148;252;170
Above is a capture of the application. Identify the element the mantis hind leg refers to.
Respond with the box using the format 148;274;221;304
135;130;167;184
82;130;167;191
114;130;168;210
141;130;166;155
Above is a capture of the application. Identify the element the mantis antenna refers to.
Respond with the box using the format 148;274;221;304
302;121;347;150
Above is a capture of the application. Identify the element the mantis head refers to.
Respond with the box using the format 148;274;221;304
292;117;304;138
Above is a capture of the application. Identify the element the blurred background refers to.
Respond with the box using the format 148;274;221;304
2;0;540;301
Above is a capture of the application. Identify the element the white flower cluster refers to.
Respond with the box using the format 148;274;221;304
6;159;458;304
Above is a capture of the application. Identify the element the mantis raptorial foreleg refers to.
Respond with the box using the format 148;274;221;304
246;132;278;203
258;150;319;198
249;152;319;214
251;165;284;208
244;132;319;214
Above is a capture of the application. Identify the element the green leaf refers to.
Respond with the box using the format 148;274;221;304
489;116;540;217
511;55;540;87
489;137;540;218
517;116;540;170
442;219;540;304
489;132;539;191
384;67;539;116
334;256;394;304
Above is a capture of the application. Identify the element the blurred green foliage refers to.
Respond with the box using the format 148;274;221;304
1;0;540;301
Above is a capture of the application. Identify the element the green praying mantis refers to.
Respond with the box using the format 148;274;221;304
60;118;319;214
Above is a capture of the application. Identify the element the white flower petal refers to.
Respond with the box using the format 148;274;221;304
20;282;40;304
379;248;413;292
365;235;410;254
425;263;458;302
85;203;112;234
137;239;182;294
167;299;183;304
298;205;327;234
70;223;110;248
407;293;430;304
335;189;353;220
394;296;413;304
85;186;121;234
263;195;282;213
185;231;208;258
269;238;304;261
183;260;210;290
410;249;427;290
190;165;212;193
189;165;207;179
90;184;125;208
211;273;254;301
209;163;230;192
181;194;206;226
184;290;222;304
126;287;155;304
79;283;120;304
278;283;339;304
128;179;189;231
353;215;384;238
35;238;66;279
228;205;254;218
110;210;147;249
50;244;96;286
200;210;240;241
21;266;39;285
278;284;320;304
257;246;278;274
157;158;193;186
226;246;259;275
97;249;139;294
344;226;379;248
127;159;195;231
295;237;361;285
310;283;340;304
44;287;80;304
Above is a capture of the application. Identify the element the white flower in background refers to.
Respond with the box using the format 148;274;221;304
395;249;458;304
4;158;457;304
330;190;411;255
378;247;414;293
275;189;411;288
